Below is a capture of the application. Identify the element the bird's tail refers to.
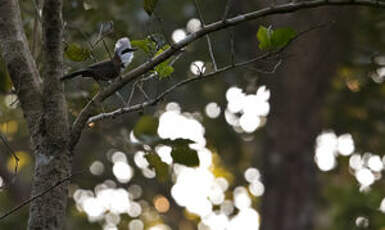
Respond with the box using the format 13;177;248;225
60;69;87;81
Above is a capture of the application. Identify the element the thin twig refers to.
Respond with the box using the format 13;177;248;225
88;52;274;123
87;24;324;123
246;59;283;74
126;82;137;106
222;0;233;21
70;0;385;148
193;0;217;70
0;170;86;221
169;51;184;66
193;0;206;26
230;29;235;66
206;35;218;71
102;39;112;59
126;73;158;106
137;84;150;100
153;12;173;47
65;24;97;61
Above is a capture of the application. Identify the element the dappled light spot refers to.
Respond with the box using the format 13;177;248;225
379;198;385;213
239;114;261;133
220;200;234;216
155;145;173;164
249;181;264;197
337;133;355;156
186;18;201;33
112;161;133;183
148;224;171;230
129;219;144;230
128;201;142;217
4;94;18;109
314;131;338;171
128;184;143;200
158;110;206;146
202;212;229;230
225;86;270;133
227;208;260;230
166;102;181;112
367;155;383;172
205;102;221;119
134;151;149;169
89;161;104;176
142;168;156;179
233;186;251;210
105;212;120;225
111;151;127;163
244;167;261;183
355;216;369;228
153;195;170;213
355;168;375;188
172;29;187;43
349;154;363;170
190;60;206;75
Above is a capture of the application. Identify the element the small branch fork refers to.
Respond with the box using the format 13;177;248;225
70;0;385;149
193;0;218;71
87;22;326;123
87;38;295;124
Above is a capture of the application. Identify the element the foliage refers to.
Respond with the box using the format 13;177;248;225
257;26;296;51
64;43;91;62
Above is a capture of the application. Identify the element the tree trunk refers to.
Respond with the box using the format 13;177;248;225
0;0;71;229
261;8;353;230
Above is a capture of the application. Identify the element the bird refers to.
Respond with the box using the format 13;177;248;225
61;37;136;81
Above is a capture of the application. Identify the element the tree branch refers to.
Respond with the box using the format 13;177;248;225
70;0;385;149
87;51;279;123
0;0;43;140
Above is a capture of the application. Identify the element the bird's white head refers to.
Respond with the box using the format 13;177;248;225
114;37;136;70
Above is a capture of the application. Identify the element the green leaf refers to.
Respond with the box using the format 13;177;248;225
145;153;169;182
155;62;174;79
144;0;158;16
64;43;91;62
271;27;296;49
159;138;195;146
257;26;296;51
257;26;273;50
154;45;174;79
131;38;157;54
159;138;199;167
133;115;160;143
171;145;199;167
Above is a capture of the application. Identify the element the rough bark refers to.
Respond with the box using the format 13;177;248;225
27;0;71;230
261;8;352;230
0;0;71;229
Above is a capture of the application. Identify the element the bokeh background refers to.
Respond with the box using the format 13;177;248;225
1;1;385;230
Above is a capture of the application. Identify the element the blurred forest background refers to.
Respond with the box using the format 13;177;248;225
1;0;385;230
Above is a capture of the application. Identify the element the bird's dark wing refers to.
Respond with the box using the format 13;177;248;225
87;60;120;81
61;59;120;81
